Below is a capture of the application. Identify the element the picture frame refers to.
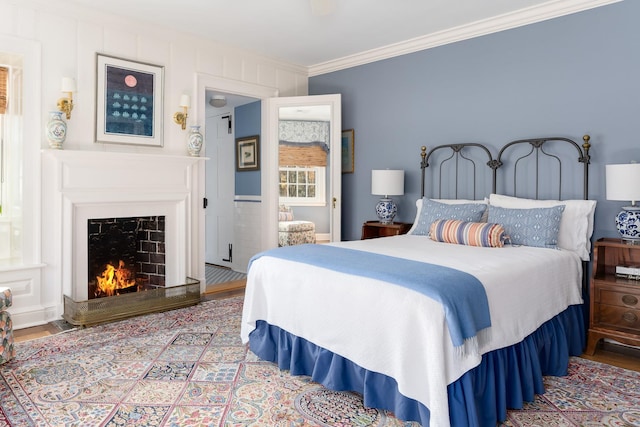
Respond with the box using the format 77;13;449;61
95;54;164;146
341;129;355;174
236;135;260;171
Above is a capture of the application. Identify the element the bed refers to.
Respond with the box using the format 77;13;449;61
241;135;595;427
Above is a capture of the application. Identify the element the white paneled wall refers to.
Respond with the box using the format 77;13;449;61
233;197;264;274
0;0;308;329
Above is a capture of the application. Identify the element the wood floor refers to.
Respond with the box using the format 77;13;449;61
13;279;640;373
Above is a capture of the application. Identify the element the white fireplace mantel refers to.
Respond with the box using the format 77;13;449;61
41;149;207;315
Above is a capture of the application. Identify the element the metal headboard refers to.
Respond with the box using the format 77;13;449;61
420;143;498;199
420;135;592;297
494;135;591;201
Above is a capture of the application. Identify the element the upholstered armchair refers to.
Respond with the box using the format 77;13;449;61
278;205;316;246
0;287;15;364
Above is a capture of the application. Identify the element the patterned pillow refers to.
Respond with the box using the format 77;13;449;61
278;205;294;221
487;205;565;249
410;198;487;236
429;219;507;247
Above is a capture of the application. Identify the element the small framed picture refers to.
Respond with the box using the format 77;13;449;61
236;135;260;171
341;129;354;174
95;54;164;146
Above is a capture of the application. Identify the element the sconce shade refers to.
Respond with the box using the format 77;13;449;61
210;95;227;108
179;94;191;108
606;163;640;242
61;77;76;92
371;169;404;196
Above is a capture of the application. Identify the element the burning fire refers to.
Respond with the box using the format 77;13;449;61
96;260;137;297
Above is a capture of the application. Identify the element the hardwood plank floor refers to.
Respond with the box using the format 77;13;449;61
12;282;640;373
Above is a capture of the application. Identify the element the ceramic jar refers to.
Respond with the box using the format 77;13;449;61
187;125;203;157
46;111;67;149
615;207;640;242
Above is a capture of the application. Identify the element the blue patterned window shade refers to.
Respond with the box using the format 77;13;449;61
279;120;329;148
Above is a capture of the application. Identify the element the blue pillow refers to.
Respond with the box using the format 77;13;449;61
411;199;487;236
487;205;565;249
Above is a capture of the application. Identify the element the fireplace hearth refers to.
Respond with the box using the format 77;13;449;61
63;277;200;327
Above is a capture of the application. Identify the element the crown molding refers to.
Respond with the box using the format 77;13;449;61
308;0;622;77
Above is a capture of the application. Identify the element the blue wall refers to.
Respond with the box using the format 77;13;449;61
310;1;640;242
235;101;262;196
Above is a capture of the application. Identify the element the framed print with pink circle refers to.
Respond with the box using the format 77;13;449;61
95;54;164;147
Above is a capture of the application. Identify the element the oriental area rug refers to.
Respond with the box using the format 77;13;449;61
1;296;639;427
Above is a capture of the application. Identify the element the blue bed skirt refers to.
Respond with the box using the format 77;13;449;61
248;304;585;427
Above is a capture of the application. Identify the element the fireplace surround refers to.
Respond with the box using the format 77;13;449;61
42;149;206;325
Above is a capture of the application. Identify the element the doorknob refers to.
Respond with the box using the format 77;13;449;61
333;197;337;208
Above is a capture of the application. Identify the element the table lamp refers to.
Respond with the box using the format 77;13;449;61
606;163;640;243
371;169;404;224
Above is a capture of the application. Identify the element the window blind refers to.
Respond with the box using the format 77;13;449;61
0;67;8;114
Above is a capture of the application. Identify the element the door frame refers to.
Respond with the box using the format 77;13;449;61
194;74;278;292
263;95;342;249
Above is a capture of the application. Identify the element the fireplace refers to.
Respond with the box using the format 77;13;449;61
45;150;206;327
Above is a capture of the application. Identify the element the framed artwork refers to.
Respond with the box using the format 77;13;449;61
341;129;354;174
95;54;164;146
236;135;260;171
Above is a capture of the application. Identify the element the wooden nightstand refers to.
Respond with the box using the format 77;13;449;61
586;238;640;355
361;221;412;240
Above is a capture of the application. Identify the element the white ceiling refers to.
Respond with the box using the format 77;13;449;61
59;0;618;71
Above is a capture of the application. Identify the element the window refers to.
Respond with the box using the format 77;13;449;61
279;166;326;206
0;56;23;264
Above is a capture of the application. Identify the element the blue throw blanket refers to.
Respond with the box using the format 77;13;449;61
249;244;491;349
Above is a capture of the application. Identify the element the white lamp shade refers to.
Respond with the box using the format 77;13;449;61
606;163;640;202
371;169;404;196
61;77;76;92
179;94;191;108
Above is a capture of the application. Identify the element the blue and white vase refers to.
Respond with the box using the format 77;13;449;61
375;198;397;224
187;125;203;157
615;206;640;242
46;111;67;149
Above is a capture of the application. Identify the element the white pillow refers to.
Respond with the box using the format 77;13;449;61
408;198;488;234
488;194;596;261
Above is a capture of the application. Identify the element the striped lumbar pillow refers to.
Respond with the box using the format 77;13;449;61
429;219;507;248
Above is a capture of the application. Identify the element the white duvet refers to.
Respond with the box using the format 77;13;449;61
240;235;583;427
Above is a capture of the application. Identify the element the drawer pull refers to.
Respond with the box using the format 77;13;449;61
622;295;638;306
622;311;638;324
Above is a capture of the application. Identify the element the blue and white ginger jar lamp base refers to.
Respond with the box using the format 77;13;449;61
376;198;397;224
615;205;640;243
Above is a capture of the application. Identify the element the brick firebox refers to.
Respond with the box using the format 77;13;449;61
88;216;166;299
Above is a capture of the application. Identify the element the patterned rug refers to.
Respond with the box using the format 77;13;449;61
0;297;638;426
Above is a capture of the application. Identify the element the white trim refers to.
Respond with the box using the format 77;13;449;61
308;0;622;76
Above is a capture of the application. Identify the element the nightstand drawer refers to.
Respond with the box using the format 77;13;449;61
361;221;412;240
594;304;640;332
599;288;640;309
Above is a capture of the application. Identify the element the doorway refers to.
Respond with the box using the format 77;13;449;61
195;75;341;289
204;94;253;269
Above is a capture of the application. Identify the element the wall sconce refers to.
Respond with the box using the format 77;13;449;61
57;77;76;120
173;94;190;130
